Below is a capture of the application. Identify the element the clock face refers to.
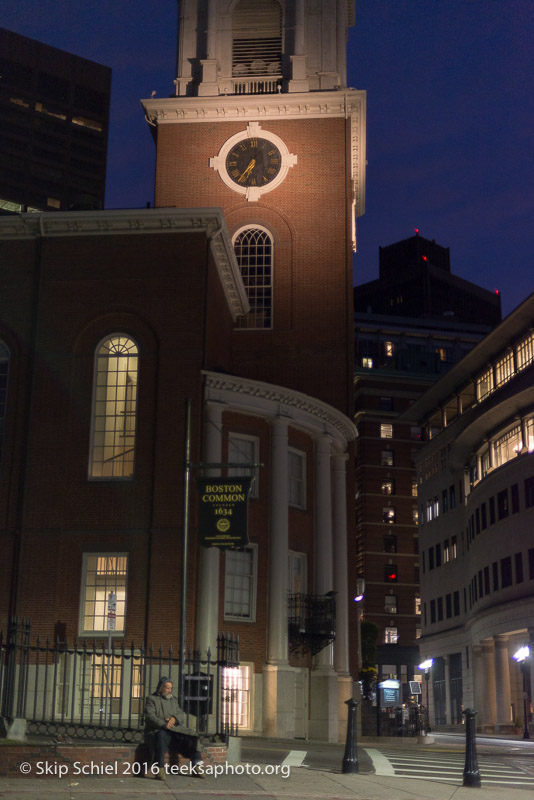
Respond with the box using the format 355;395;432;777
225;137;282;188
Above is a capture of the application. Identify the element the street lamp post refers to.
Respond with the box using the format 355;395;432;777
353;577;365;677
513;645;531;740
418;658;434;734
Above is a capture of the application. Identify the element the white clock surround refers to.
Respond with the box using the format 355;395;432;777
209;122;297;202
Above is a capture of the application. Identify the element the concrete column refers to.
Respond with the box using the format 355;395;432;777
482;640;498;729
476;453;483;482
444;655;451;725
195;401;224;656
457;394;463;415
336;0;347;86
267;417;289;666
494;635;513;727
528;629;534;734
441;407;448;428
489;439;495;468
472;646;485;726
294;0;305;55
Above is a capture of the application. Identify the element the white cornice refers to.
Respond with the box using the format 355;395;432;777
141;89;366;217
203;370;357;445
0;208;249;321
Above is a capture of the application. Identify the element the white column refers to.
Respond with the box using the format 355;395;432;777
263;417;295;739
309;434;338;742
195;401;223;656
332;452;349;676
521;417;529;453
472;646;485;726
289;0;309;91
494;635;513;727
314;434;334;669
336;0;347;87
199;0;219;95
267;417;289;665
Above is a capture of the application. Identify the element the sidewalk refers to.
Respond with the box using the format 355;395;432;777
0;764;530;800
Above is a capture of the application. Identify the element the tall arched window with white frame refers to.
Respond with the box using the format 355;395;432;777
233;226;273;329
89;335;138;478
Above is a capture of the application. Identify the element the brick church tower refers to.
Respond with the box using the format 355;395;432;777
141;0;366;741
142;0;366;416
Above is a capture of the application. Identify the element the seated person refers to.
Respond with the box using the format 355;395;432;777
145;676;204;780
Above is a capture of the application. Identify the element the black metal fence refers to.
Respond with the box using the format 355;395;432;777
0;618;240;743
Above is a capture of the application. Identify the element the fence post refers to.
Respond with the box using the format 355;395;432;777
462;708;481;787
342;698;359;774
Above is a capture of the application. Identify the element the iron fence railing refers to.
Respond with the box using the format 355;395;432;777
0;618;240;742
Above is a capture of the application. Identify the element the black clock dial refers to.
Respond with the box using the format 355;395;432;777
225;137;282;188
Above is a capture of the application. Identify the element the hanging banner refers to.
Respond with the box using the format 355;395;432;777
197;477;252;548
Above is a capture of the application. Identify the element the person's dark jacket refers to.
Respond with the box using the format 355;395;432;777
144;676;197;737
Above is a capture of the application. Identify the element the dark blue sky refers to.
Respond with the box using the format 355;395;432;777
3;0;533;316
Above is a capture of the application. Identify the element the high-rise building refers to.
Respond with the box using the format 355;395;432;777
355;233;502;327
407;292;534;732
0;27;111;213
353;236;500;701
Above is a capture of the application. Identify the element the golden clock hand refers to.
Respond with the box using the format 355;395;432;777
238;159;256;183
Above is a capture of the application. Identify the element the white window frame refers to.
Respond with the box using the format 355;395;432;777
79;553;128;636
228;433;259;498
224;545;258;622
288;447;306;509
232;224;274;328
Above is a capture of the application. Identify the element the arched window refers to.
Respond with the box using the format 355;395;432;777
0;342;9;468
233;226;273;329
232;0;282;80
89;335;138;478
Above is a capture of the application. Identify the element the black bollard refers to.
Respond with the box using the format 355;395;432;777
462;708;481;787
342;698;360;774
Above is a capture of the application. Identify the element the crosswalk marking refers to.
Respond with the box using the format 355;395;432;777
364;748;534;790
281;750;307;767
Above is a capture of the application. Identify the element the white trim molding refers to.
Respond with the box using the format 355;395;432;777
0;207;250;322
142;89;366;218
203;370;357;446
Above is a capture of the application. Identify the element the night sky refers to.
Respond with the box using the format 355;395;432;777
3;0;533;316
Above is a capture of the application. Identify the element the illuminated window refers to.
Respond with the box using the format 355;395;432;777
0;198;22;212
494;425;522;467
288;448;306;509
80;554;127;635
415;596;421;615
380;423;393;439
234;226;273;329
385;595;397;613
517;333;534;372
221;664;252;730
228;434;259;498
412;507;419;524
411;479;418;497
72;115;103;132
384;626;398;644
381;479;394;495
224;546;257;621
384;565;398;582
35;101;66;120
89;335;138;478
10;97;29;108
495;350;514;388
476;367;494;401
383;507;396;524
47;197;61;208
381;450;393;466
362;356;373;368
435;347;447;362
384;341;395;357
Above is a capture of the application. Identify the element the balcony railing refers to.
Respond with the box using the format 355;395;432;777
288;592;336;656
